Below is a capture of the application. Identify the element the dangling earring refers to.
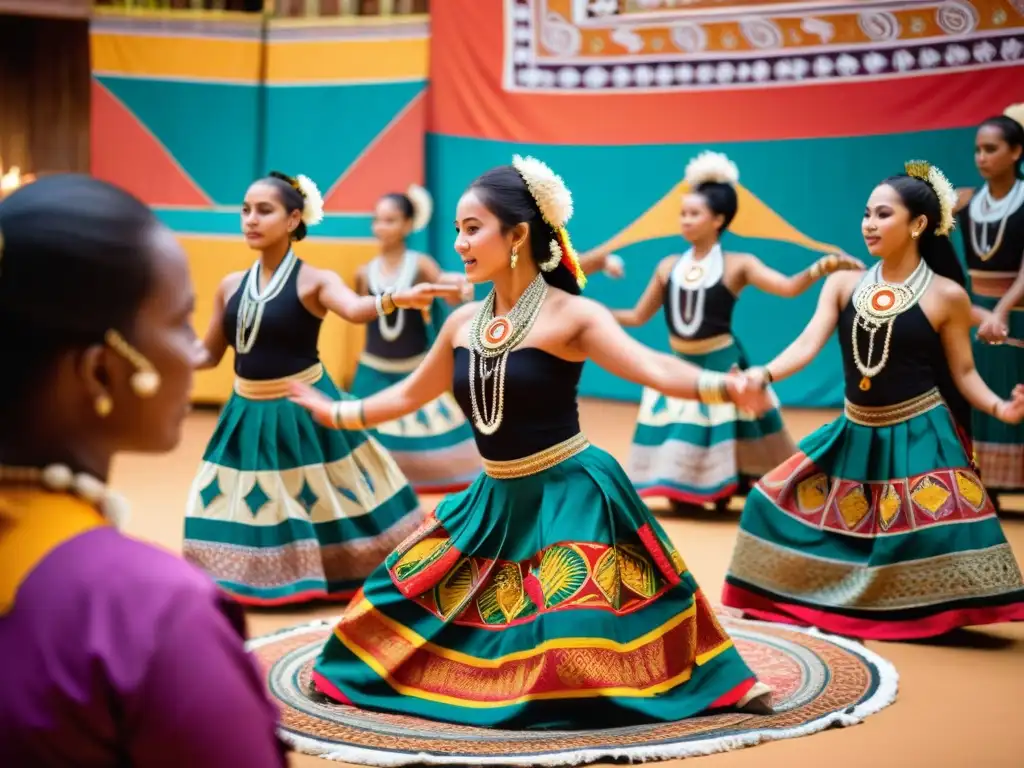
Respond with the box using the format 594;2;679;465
104;330;161;398
510;246;519;270
95;394;113;418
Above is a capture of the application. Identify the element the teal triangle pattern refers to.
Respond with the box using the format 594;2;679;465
262;81;425;197
97;75;260;206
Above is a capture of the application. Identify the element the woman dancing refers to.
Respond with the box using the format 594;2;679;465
0;175;286;765
723;161;1024;640
954;106;1024;505
614;151;860;514
288;156;773;728
185;171;456;606
350;186;481;493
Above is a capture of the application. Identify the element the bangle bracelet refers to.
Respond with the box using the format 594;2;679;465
334;399;366;430
697;370;728;405
374;294;386;317
382;292;396;314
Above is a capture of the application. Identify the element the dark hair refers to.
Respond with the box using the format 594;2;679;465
978;114;1024;178
260;171;308;241
468;165;581;295
381;192;415;220
693;181;738;233
883;173;972;438
0;174;159;427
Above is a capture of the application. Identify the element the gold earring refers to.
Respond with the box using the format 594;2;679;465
104;330;161;398
95;394;113;418
510;246;519;269
911;230;920;239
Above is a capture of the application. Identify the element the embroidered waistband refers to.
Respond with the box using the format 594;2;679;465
234;363;324;401
844;387;943;427
482;433;590;480
359;352;425;374
669;334;734;356
969;271;1023;308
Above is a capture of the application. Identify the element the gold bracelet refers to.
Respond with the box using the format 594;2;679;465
382;292;397;315
697;370;728;405
332;400;366;430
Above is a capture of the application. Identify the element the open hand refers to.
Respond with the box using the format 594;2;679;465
394;282;464;310
999;384;1024;425
724;372;772;416
833;252;866;271
288;382;336;428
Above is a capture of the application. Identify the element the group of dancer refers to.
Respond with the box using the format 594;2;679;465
1;105;1023;765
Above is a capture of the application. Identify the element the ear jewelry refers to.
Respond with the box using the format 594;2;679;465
105;330;161;397
94;394;113;418
510;245;519;270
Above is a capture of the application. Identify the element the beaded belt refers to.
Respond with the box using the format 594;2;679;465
234;363;324;400
844;387;943;427
669;334;734;356
482;433;590;480
969;270;1023;308
359;352;425;374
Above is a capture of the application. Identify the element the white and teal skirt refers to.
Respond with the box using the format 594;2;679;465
350;352;481;493
628;336;795;507
183;364;424;606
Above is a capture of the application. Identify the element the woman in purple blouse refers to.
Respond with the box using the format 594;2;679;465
0;175;288;767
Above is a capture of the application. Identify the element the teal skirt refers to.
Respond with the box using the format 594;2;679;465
723;395;1024;639
629;340;795;504
970;294;1024;492
312;442;764;729
350;355;480;493
183;369;423;606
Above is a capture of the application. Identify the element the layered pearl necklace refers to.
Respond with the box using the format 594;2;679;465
668;244;724;338
367;250;419;343
968;180;1024;262
0;464;129;529
468;273;548;435
850;259;933;392
236;249;299;355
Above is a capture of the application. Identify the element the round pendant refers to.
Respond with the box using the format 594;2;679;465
684;265;704;285
481;317;514;351
859;376;872;391
870;288;896;313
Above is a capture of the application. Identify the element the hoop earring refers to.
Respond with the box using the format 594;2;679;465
510;246;519;270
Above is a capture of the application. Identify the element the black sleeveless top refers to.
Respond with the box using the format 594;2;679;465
662;261;736;341
363;306;430;360
838;298;944;407
222;260;322;380
956;192;1024;273
452;346;584;461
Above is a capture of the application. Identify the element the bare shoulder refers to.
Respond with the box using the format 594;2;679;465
218;270;247;298
653;255;680;281
932;274;971;304
724;251;757;262
826;268;863;303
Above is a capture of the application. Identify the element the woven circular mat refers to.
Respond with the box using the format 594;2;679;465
250;615;897;766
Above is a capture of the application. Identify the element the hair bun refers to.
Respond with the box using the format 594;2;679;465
904;160;956;236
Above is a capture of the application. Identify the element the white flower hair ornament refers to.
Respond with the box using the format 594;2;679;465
294;174;325;227
1004;102;1024;128
406;184;434;233
511;154;586;289
904;160;957;237
684;150;740;188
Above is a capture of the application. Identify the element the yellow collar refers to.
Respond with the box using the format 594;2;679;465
0;489;109;615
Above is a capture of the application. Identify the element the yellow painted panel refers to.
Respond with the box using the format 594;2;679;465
265;37;428;83
182;236;377;406
90;33;261;82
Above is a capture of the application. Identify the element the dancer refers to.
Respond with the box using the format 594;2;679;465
288;156;774;728
614;151;861;513
0;176;286;765
351;186;481;493
185;171;457;606
954;106;1024;504
723;161;1024;640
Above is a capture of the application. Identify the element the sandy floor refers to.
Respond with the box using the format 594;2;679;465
111;401;1024;767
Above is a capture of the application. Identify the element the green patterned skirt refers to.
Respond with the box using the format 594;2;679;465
350;354;480;493
184;366;423;606
629;338;795;505
723;389;1024;639
970;293;1024;492
312;439;764;729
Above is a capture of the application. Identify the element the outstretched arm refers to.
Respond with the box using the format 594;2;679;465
579;251;624;278
289;305;472;429
418;254;473;304
195;278;231;370
612;259;669;327
746;271;848;387
572;299;771;413
954;187;974;215
741;253;864;299
318;270;462;323
941;286;1024;424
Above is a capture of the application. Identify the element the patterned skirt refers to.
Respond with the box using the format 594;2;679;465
351;353;481;493
628;336;795;505
722;388;1024;640
184;364;424;606
969;288;1023;492
312;436;766;729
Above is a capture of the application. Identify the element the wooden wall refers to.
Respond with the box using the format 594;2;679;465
0;14;90;176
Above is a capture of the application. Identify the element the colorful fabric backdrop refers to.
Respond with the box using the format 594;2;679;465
426;0;1024;407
